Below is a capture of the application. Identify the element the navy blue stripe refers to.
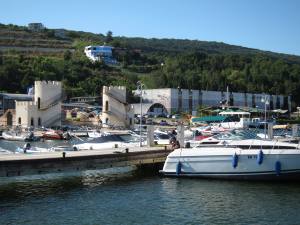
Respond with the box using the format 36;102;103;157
163;169;300;176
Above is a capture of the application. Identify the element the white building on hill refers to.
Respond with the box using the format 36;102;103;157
15;81;62;127
84;45;117;64
28;23;45;31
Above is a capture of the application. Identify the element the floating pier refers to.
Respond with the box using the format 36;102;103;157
0;146;172;177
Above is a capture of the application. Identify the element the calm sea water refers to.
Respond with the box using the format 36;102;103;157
1;168;300;225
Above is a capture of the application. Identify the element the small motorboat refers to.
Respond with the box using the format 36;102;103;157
154;132;172;145
16;143;53;154
42;130;70;140
0;147;12;154
50;145;74;151
73;133;146;151
88;131;103;138
2;131;35;141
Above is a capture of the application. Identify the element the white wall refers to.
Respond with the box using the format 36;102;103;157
232;92;245;107
202;91;222;106
15;81;62;128
192;90;200;111
139;88;289;114
101;86;134;128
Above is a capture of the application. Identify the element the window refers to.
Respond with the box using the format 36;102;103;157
38;97;41;109
38;117;41;126
18;117;21;124
105;101;109;111
31;118;34;126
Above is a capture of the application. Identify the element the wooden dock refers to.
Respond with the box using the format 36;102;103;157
0;146;172;177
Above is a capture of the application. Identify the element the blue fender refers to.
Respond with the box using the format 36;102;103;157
275;161;281;176
257;150;264;165
176;161;182;176
232;153;238;168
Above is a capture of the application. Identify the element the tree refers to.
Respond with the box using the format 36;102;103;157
63;50;72;61
105;30;113;43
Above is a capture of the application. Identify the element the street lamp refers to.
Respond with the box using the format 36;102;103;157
137;81;144;147
261;95;270;139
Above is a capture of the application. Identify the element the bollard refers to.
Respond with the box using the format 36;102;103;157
62;152;66;158
125;148;129;153
177;124;184;148
267;122;273;140
292;124;298;137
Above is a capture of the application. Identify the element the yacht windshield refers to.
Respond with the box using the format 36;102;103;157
214;130;259;140
89;134;139;143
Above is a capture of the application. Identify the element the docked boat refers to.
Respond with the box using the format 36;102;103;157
87;130;110;138
73;133;146;151
185;129;257;147
153;129;173;145
2;131;35;141
42;129;70;140
88;131;102;138
50;145;74;151
16;143;52;154
160;138;300;180
0;147;12;154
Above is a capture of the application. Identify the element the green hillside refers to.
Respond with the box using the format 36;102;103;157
1;23;300;108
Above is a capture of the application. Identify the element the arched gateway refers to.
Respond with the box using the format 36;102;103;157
146;103;168;116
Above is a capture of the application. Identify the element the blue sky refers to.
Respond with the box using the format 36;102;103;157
1;0;300;55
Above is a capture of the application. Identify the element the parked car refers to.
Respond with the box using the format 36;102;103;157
134;116;146;124
154;113;167;118
166;114;172;118
154;133;171;145
159;120;169;126
172;114;181;119
146;119;154;125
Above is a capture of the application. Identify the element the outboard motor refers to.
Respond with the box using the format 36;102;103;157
63;132;71;140
23;143;31;153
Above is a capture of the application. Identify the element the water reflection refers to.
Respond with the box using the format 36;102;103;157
0;167;137;201
2;171;300;224
159;178;300;224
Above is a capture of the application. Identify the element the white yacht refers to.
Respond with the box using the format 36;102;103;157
160;139;300;180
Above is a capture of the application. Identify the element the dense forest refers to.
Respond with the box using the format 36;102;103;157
1;23;300;108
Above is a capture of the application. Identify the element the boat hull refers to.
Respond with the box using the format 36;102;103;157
162;170;300;180
161;147;300;180
73;141;142;151
42;135;62;140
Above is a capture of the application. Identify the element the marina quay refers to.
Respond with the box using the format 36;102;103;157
0;146;172;177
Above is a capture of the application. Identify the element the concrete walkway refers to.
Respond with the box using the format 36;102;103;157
0;146;168;162
0;146;173;177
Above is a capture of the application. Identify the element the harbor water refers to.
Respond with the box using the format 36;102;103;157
1;168;300;225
